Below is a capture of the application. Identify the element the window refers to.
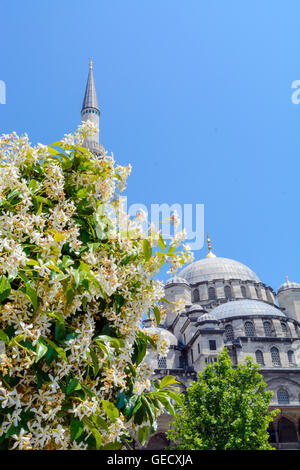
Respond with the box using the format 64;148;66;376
208;287;216;300
241;285;247;298
193;289;200;302
225;324;234;341
281;322;287;336
287;350;295;364
198;343;200;354
244;321;255;337
255;287;262;299
224;285;232;299
263;321;274;337
255;350;264;365
157;356;167;369
277;389;289;404
271;347;281;366
209;340;217;351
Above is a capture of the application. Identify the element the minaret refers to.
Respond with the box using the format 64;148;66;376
81;60;104;156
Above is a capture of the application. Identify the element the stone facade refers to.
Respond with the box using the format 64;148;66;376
144;252;300;449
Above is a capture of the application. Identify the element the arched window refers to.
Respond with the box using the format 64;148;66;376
287;350;295;364
244;321;255;337
193;289;200;302
263;321;274;337
225;324;234;341
157;355;167;369
224;285;232;299
281;322;288;337
255;350;264;365
241;285;247;298
271;347;281;366
268;423;276;443
208;287;216;300
277;389;289;404
278;417;297;443
255;287;262;299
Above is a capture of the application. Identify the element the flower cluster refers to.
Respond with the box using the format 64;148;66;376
0;123;192;450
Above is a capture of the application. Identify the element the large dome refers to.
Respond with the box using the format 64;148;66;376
210;299;286;320
179;257;260;284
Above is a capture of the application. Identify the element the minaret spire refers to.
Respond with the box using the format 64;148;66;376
81;60;104;156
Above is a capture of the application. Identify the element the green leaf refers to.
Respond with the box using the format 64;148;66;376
90;349;99;376
25;284;38;311
138;425;149;446
143;239;152;261
43;337;67;362
66;378;82;395
65;288;75;307
155;393;175;417
153;306;161;326
159;375;179;389
70;417;84;441
102;400;119;422
158;234;166;252
35;338;48;363
91;414;108;431
82;417;102;450
0;276;11;302
0;329;9;343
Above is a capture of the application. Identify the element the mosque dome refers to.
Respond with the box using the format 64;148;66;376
278;277;300;294
144;327;178;347
179;256;260;285
209;299;286;320
165;276;189;287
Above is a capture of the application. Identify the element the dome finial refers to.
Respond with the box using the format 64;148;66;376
206;233;216;258
89;59;93;69
286;275;289;283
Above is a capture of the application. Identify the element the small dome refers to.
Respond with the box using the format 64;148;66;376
188;304;204;312
179;257;260;284
278;279;300;294
165;276;189;287
198;313;218;323
143;326;178;347
210;299;286;320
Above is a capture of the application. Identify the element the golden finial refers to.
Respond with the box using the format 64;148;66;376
206;233;216;258
89;59;93;69
286;275;289;283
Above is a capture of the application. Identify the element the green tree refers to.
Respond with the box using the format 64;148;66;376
167;349;278;450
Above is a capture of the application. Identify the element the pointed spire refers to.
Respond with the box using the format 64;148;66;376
206;233;216;258
82;60;99;111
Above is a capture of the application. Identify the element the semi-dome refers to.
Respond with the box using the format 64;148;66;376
165;276;189;286
198;313;218;323
278;278;300;294
144;326;178;347
209;299;286;320
179;256;260;284
188;304;204;312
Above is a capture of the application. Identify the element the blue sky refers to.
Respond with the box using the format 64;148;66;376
0;0;299;291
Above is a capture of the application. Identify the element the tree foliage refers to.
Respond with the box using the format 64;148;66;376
0;123;192;449
167;349;278;450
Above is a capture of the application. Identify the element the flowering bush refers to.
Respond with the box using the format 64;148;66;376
0;123;193;450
